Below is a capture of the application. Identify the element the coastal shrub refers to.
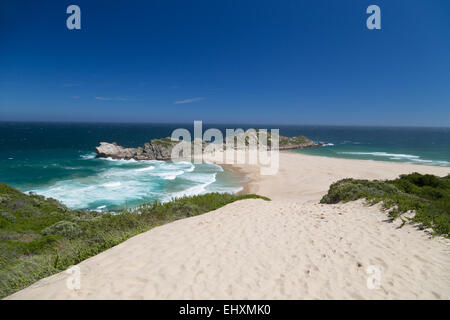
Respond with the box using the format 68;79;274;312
320;178;400;204
321;173;450;237
167;201;201;217
0;183;269;298
0;212;16;223
42;221;82;239
0;194;11;203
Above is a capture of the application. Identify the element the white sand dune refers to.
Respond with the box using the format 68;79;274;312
6;152;450;299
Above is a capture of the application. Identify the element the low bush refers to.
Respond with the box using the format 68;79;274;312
321;173;450;237
42;221;82;239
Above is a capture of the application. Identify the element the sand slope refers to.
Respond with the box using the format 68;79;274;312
231;152;450;201
6;153;450;299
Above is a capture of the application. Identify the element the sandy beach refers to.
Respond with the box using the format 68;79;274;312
6;152;450;299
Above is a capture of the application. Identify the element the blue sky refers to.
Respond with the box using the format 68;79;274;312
1;0;449;126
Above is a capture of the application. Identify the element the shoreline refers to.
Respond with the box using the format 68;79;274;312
222;151;449;201
286;149;450;169
221;163;254;196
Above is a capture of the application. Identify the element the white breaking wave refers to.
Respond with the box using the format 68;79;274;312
340;152;420;159
102;181;122;188
134;166;155;172
322;143;334;147
151;170;185;180
95;205;107;212
339;152;449;166
182;172;216;184
100;157;138;163
203;161;224;172
26;160;239;210
80;153;96;160
167;173;217;200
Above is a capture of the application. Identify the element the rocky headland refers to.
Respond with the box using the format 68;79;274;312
95;133;324;161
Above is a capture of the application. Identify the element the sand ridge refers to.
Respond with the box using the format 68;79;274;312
6;152;450;299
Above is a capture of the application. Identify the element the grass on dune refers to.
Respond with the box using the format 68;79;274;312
321;173;450;237
0;183;269;298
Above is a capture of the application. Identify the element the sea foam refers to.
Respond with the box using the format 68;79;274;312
26;159;240;210
339;151;449;166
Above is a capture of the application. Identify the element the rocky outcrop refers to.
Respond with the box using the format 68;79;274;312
95;134;324;160
95;138;182;160
95;142;139;160
277;135;324;150
230;131;324;150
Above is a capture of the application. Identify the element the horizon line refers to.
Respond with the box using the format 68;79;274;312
0;120;449;129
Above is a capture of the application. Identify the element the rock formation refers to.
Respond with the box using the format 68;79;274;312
95;134;324;160
95;138;182;160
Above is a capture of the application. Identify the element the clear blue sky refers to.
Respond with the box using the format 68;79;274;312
1;0;449;126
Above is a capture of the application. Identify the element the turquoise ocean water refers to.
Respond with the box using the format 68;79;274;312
0;123;245;211
285;126;450;167
0;123;449;210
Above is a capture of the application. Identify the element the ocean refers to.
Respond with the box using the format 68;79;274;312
0;122;246;211
0;123;449;210
286;126;450;167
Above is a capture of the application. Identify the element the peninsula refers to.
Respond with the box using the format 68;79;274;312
95;133;324;160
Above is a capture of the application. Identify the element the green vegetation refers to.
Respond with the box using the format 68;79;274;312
278;135;311;146
0;182;269;298
321;173;450;237
230;130;313;148
151;137;178;146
